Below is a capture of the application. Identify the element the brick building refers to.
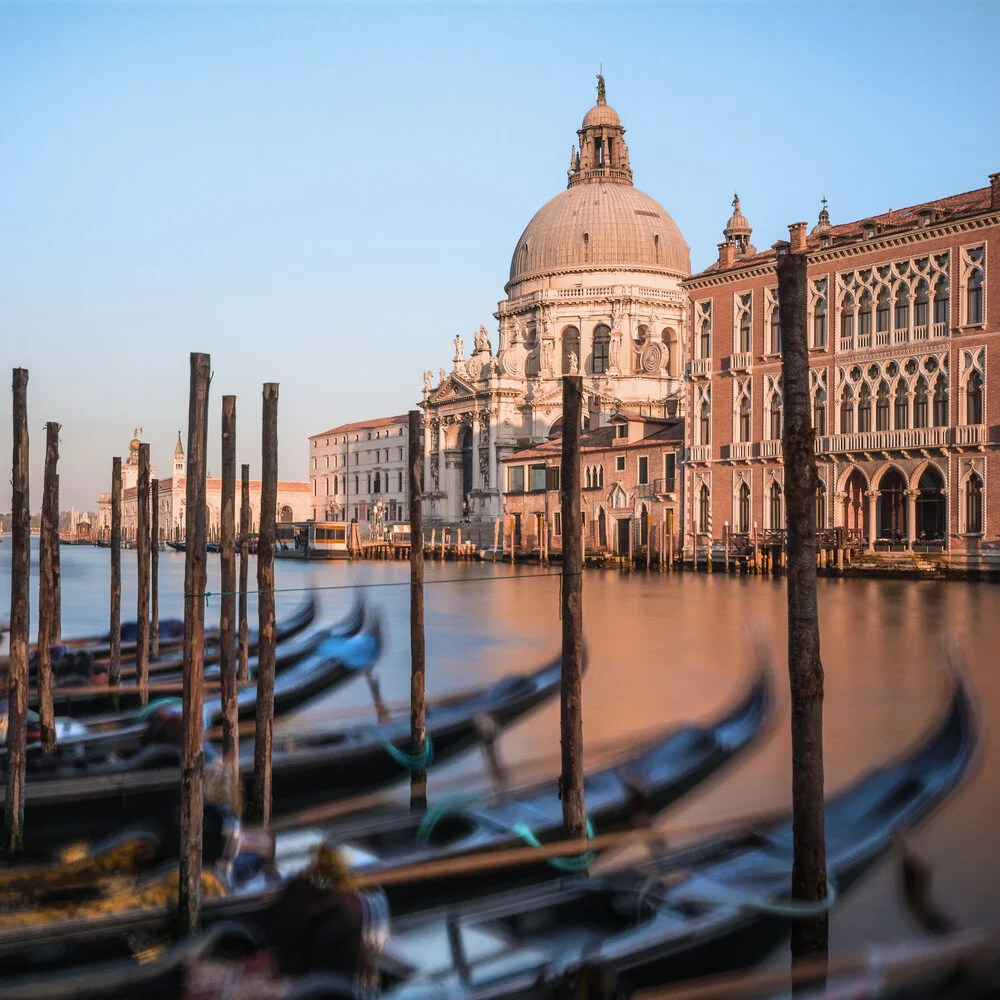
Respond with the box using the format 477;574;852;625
501;409;683;557
680;175;998;564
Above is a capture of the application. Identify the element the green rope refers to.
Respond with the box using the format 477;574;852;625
511;817;596;872
416;792;486;843
377;734;434;772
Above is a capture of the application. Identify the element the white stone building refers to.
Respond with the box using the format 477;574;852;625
308;415;410;525
98;432;311;540
420;77;692;541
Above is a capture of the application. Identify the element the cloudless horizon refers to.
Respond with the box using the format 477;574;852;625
2;0;999;511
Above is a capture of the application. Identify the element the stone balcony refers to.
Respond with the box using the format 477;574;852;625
725;442;755;462
688;445;712;463
817;426;966;454
759;439;782;459
688;358;712;378
726;353;753;373
953;424;986;447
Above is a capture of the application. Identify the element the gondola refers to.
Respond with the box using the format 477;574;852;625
35;594;354;718
15;611;381;765
28;599;328;717
164;540;184;552
0;646;566;861
0;663;770;941
0;663;974;995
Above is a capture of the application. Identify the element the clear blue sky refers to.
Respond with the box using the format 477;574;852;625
2;0;998;511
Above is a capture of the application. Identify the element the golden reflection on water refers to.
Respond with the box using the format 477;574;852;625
3;545;998;954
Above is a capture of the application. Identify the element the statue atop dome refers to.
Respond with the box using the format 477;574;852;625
596;72;606;104
723;192;756;256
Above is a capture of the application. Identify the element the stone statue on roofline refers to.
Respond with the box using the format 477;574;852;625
453;334;465;363
423;370;432;393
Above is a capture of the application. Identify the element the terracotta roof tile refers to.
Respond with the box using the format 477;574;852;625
502;420;683;462
311;414;409;439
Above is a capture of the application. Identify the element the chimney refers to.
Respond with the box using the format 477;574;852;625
990;172;1000;211
718;241;735;269
788;221;808;253
587;394;602;429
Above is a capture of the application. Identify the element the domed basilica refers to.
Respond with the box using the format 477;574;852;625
421;77;690;533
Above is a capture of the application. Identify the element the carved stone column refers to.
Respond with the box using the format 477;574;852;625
865;490;879;549
423;414;433;500
905;490;918;548
471;409;481;491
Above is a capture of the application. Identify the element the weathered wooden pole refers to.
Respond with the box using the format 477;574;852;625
220;396;238;771
408;410;427;811
37;421;60;753
109;457;123;696
179;352;211;934
560;375;586;843
253;383;278;824
778;235;828;977
4;369;30;854
493;518;499;562
151;479;160;660
136;442;151;706
51;471;61;643
238;464;250;683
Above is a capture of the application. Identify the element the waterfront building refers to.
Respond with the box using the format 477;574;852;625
500;409;683;556
98;432;310;541
681;176;999;563
421;77;691;544
308;414;410;525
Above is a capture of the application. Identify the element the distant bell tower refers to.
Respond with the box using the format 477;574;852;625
173;431;186;479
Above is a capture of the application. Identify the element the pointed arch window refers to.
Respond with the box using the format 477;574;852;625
738;395;751;442
967;370;984;425
699;319;711;359
698;483;711;534
876;381;890;431
875;288;890;334
894;285;910;335
840;387;854;434
965;473;984;534
858;291;873;339
815;480;826;529
913;377;929;428
894;382;909;429
769;395;783;440
768;481;783;530
698;400;711;446
840;295;855;344
933;276;949;328
858;383;872;433
598;465;605;488
933;375;949;427
967;268;984;325
913;280;930;331
737;481;751;533
813;389;826;436
812;293;827;348
769;302;781;354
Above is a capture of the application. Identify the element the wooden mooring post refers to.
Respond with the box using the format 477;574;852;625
151;479;160;660
238;464;250;683
253;383;279;824
723;522;730;573
4;369;30;855
110;457;122;698
408;410;427;811
220;396;238;772
37;421;60;753
52;470;61;644
179;352;211;934
136;442;151;706
778;234;828;977
667;518;674;571
493;518;500;562
560;375;586;844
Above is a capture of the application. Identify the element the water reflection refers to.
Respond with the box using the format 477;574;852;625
1;542;997;952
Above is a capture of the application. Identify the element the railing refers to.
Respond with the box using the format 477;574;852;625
840;335;854;352
818;426;949;453
913;324;929;341
953;424;986;445
759;439;782;459
875;329;890;347
932;322;948;339
634;287;678;301
653;477;677;495
726;442;755;461
688;358;712;377
688;445;712;463
894;326;909;343
556;286;615;299
569;167;631;185
727;352;753;372
857;331;871;349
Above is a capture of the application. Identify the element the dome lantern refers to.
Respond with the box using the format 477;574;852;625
723;193;756;256
568;74;632;189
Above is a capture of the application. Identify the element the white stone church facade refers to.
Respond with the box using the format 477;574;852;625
420;78;692;540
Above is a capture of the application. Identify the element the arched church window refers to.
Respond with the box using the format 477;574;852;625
965;473;984;533
561;327;581;374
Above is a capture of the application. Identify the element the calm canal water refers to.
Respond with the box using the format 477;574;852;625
2;539;998;956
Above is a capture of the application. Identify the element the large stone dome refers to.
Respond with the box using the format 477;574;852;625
508;182;690;286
